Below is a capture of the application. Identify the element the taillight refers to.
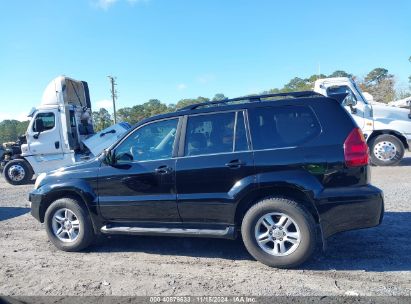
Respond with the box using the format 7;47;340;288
344;128;369;167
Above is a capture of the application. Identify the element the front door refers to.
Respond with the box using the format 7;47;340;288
98;117;181;222
176;111;255;224
27;109;63;155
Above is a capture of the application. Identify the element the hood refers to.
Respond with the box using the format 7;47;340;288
372;103;411;134
82;122;131;156
37;157;101;189
372;103;410;120
47;157;101;178
389;96;411;108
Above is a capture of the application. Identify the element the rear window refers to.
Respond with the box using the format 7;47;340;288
249;106;321;150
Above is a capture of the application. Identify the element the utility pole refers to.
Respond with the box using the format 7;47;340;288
107;75;117;124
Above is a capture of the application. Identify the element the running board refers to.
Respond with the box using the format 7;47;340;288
100;225;236;239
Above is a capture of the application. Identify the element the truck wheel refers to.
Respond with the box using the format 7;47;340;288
3;159;33;185
241;197;316;268
44;197;95;252
369;134;404;166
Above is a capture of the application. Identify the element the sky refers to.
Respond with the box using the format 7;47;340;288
0;0;410;121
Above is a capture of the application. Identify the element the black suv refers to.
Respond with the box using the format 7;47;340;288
29;92;384;268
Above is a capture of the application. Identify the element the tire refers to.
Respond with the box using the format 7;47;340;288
369;134;404;166
3;159;33;185
241;197;316;268
44;197;95;251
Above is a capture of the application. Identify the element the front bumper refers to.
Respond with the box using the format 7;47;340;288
316;185;384;238
29;189;46;222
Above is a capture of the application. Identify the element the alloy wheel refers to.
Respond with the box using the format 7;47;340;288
254;212;301;256
51;208;81;242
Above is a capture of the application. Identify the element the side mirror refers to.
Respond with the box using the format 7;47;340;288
33;118;45;139
342;93;358;114
103;149;115;165
34;118;45;132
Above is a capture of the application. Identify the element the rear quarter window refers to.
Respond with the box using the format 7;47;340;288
249;105;321;150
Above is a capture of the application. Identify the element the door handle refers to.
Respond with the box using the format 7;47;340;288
55;141;60;149
225;159;246;169
155;165;171;174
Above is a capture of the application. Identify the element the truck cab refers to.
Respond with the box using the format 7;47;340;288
314;77;411;166
2;76;130;185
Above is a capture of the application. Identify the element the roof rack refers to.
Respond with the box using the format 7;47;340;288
178;91;324;111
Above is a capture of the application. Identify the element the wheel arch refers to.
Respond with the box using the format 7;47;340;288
367;129;408;150
38;184;101;234
234;184;320;227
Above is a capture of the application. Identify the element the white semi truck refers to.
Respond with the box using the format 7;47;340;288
2;76;130;185
314;77;411;166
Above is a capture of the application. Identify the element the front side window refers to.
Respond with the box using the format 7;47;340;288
115;118;178;162
185;112;235;156
326;85;358;103
33;112;55;132
249;106;321;150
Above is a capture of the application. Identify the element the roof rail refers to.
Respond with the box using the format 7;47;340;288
178;91;324;111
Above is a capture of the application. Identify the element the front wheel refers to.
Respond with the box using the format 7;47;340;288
241;197;316;268
369;134;404;166
44;197;95;251
3;159;33;185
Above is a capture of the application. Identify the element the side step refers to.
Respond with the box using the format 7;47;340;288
100;225;236;239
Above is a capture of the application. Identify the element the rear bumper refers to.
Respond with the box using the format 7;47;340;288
316;185;384;238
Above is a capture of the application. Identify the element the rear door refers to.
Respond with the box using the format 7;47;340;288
175;110;255;224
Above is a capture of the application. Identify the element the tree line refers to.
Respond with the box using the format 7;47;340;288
2;64;411;142
0;120;29;145
93;66;411;131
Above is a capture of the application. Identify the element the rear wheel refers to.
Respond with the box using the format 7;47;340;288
241;197;316;268
3;159;33;185
44;197;95;251
369;134;404;166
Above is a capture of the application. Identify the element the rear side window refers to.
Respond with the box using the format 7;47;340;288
185;111;248;156
235;111;248;151
249;106;321;150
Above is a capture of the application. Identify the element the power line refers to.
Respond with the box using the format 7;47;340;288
107;75;118;124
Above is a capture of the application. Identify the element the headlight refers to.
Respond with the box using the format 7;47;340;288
34;173;47;190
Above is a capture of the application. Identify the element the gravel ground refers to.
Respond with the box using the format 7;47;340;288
1;154;411;296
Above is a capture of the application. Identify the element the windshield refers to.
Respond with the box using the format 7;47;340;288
352;81;368;104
